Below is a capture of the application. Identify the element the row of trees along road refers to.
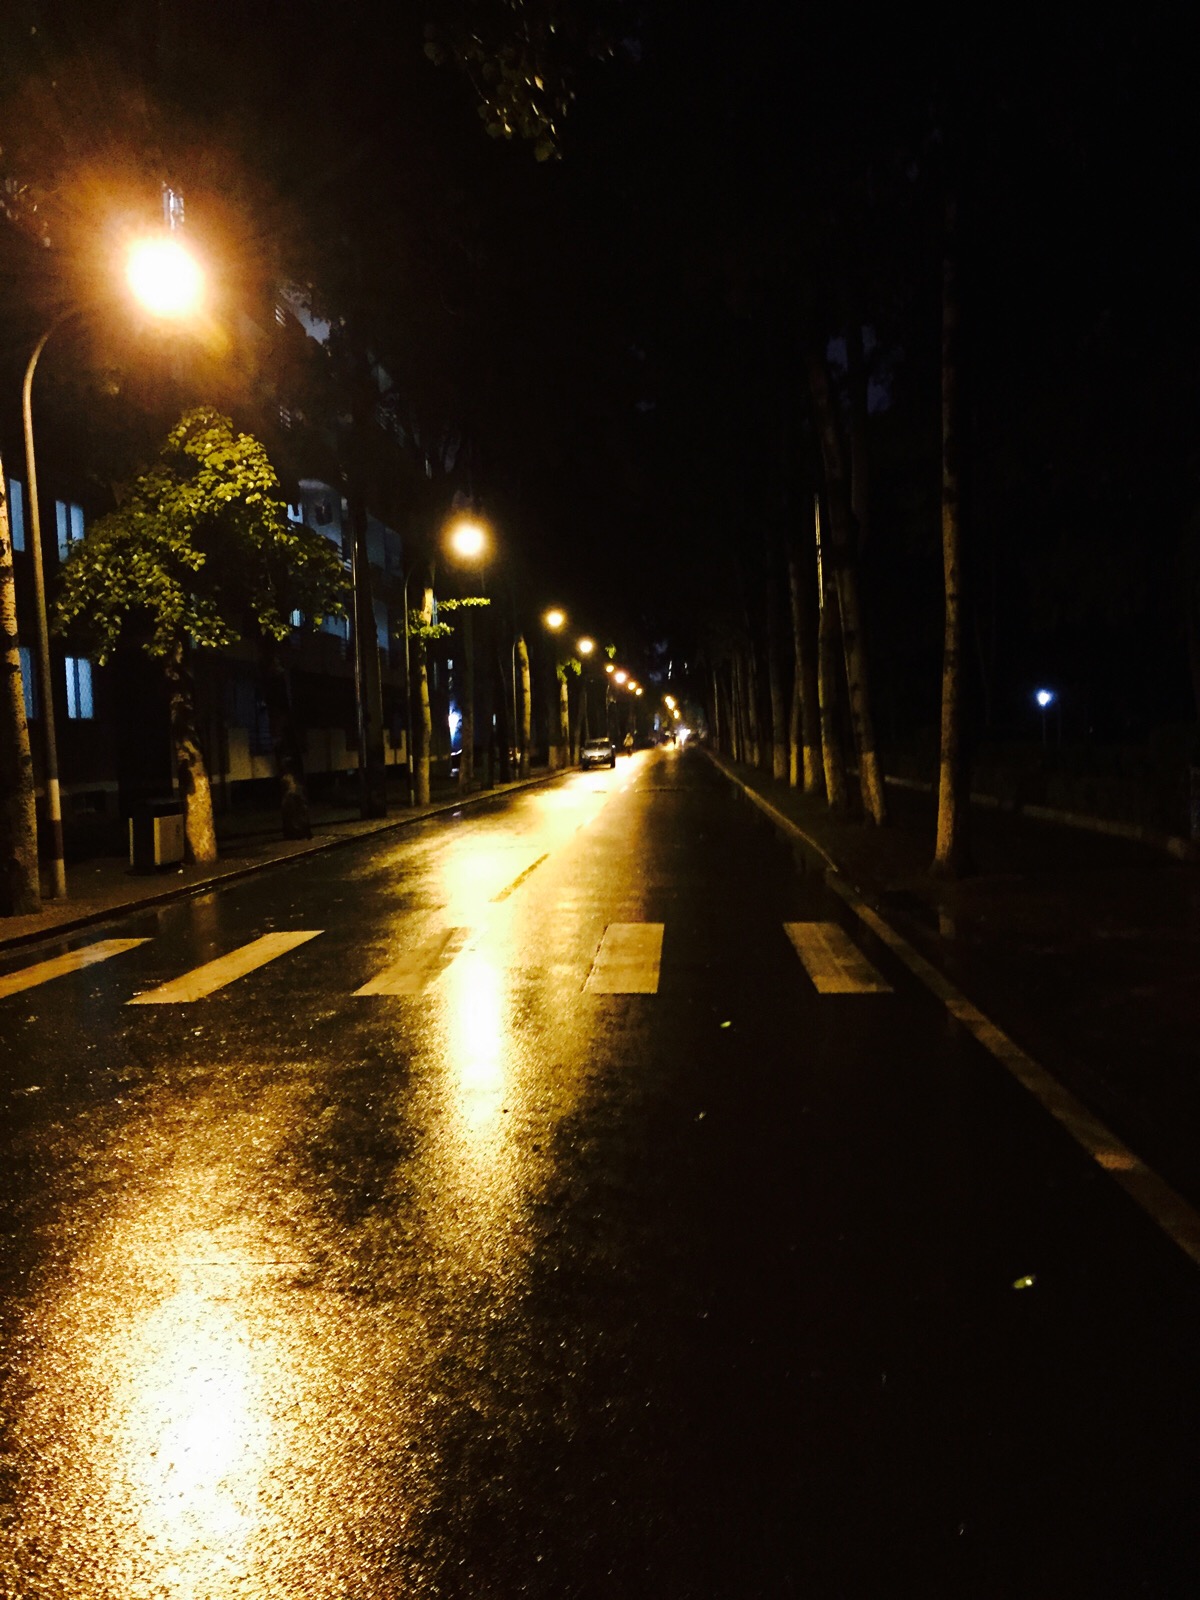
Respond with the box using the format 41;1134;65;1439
433;3;1200;878
427;3;970;869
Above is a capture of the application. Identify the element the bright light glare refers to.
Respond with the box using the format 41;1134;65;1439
635;687;643;697
448;519;487;561
577;637;595;656
605;662;615;674
614;670;627;685
664;695;676;710
1035;688;1055;708
627;680;639;692
672;707;681;719
544;608;566;631
126;236;205;318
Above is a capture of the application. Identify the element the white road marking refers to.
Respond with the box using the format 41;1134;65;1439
0;939;149;1001
708;750;1200;1269
128;931;322;1004
355;927;472;995
784;921;892;994
584;923;664;994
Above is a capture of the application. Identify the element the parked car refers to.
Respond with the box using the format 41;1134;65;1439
581;737;616;770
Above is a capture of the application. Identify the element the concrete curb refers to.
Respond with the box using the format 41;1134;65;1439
0;769;565;956
706;748;1200;1270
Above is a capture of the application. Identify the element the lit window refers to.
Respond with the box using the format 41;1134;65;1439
5;478;24;552
290;608;304;627
65;656;94;719
286;502;305;524
18;645;36;721
55;500;85;561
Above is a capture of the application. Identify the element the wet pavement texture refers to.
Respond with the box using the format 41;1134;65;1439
0;747;1197;1597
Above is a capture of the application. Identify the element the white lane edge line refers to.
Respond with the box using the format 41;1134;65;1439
707;749;1200;1270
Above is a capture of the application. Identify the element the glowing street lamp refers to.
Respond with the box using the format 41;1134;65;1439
543;607;566;632
125;235;206;318
614;669;627;685
577;637;595;657
448;516;487;563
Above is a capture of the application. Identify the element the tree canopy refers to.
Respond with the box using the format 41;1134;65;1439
54;406;346;659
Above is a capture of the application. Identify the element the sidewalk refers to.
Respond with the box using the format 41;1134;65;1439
0;768;560;955
711;755;1200;1213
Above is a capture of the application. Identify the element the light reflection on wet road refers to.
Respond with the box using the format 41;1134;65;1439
0;749;1197;1597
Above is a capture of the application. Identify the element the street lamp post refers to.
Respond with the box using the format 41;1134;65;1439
20;315;76;899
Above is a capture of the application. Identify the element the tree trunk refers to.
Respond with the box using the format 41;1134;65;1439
416;584;434;805
808;351;887;824
730;655;744;762
515;632;531;778
933;194;971;877
556;672;571;768
815;496;849;812
766;575;789;781
458;609;475;789
0;465;40;915
743;645;762;767
348;491;387;818
165;638;218;865
788;541;823;795
259;639;311;839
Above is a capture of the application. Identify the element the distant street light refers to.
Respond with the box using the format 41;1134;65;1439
543;607;565;632
1034;686;1057;747
21;223;207;899
614;669;627;685
577;637;595;657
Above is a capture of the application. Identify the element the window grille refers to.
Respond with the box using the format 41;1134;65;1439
18;645;36;721
65;656;94;719
55;500;85;561
5;478;24;551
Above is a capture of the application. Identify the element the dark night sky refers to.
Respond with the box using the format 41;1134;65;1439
3;2;1200;734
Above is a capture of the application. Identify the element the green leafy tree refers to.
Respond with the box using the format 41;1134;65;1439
54;407;346;862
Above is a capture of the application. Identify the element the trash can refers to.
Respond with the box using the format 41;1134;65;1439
129;799;185;872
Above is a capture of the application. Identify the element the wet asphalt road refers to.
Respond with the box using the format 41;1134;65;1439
0;746;1197;1598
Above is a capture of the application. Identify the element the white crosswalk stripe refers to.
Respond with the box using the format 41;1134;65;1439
354;927;473;995
583;922;664;994
784;921;891;994
0;938;149;1001
127;931;323;1004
